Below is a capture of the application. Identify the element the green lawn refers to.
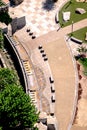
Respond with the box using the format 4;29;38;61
59;0;87;27
79;58;87;76
68;26;87;43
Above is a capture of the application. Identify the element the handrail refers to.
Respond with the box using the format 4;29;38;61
4;34;29;93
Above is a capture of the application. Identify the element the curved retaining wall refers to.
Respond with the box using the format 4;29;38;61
56;0;70;27
4;34;29;92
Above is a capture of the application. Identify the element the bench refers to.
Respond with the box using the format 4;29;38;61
42;54;46;57
51;85;55;93
32;36;36;39
38;45;42;49
40;50;44;53
51;94;55;103
49;77;54;83
44;57;48;61
71;37;82;44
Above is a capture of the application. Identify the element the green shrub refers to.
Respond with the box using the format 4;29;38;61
0;12;12;25
79;57;87;76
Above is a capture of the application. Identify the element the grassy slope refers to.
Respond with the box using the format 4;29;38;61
69;26;87;43
59;0;87;27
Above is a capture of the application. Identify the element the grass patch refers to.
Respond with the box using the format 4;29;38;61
59;0;87;27
68;26;87;43
79;57;87;76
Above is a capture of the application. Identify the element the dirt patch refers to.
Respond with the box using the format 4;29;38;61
73;62;87;127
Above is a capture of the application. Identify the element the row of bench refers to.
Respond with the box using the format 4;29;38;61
49;77;55;103
38;45;48;61
26;28;36;39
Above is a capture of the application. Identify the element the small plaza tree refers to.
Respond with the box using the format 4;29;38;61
77;46;87;57
0;12;12;25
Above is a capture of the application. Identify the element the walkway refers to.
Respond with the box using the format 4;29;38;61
14;17;87;130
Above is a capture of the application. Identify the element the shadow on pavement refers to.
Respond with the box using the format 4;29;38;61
42;0;55;11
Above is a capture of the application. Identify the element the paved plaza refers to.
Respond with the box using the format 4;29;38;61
8;0;87;130
9;0;68;37
9;0;58;37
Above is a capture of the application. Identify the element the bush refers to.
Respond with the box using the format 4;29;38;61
0;12;12;25
79;57;87;76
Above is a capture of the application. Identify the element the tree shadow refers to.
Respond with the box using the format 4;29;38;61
42;0;55;11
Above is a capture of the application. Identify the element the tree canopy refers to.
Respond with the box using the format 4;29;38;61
0;12;12;25
0;68;18;91
0;68;39;130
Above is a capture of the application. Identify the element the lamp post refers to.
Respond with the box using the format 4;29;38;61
72;21;74;33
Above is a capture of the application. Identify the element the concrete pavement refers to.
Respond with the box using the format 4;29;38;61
14;18;87;130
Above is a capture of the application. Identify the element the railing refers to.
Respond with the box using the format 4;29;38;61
4;34;29;93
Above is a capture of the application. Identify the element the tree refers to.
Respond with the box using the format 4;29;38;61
0;68;18;91
0;68;39;130
0;12;12;25
77;46;87;57
0;84;39;130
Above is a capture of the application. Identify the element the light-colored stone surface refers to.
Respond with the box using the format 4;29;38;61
71;125;87;130
76;98;87;126
43;38;75;130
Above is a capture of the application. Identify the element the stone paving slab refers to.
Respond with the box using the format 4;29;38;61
9;0;59;37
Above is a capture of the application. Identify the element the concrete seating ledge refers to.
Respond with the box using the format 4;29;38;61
55;11;59;23
71;36;82;44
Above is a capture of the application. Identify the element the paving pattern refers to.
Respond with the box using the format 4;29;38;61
9;0;67;37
